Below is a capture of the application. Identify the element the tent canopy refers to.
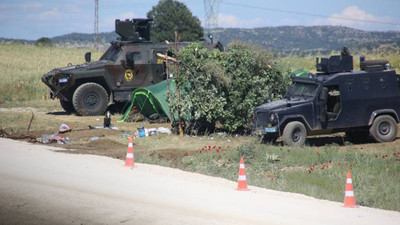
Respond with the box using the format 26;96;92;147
118;79;176;122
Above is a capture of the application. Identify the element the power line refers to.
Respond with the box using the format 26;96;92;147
221;1;400;26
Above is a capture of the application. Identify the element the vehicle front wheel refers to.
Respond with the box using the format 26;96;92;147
72;83;109;116
282;121;307;146
369;115;397;143
59;100;75;114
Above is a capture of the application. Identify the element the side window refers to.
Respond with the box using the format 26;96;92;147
325;85;341;121
153;50;165;64
132;52;142;61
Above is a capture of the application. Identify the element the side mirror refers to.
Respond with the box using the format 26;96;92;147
319;87;328;102
85;52;91;63
125;52;135;69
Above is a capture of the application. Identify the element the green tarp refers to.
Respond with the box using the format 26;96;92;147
292;69;311;77
118;79;176;122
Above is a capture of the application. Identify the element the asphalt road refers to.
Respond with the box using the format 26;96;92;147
0;138;399;225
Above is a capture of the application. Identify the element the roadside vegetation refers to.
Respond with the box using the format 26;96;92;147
1;43;400;212
136;139;400;211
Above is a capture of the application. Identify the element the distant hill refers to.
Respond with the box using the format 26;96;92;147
2;26;400;54
211;26;400;54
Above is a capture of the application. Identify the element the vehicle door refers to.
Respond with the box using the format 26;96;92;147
150;48;167;84
105;45;150;90
317;84;343;129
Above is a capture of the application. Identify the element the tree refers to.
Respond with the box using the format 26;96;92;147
147;0;203;42
35;37;53;47
168;41;290;134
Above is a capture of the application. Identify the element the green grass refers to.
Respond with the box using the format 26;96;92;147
136;141;400;211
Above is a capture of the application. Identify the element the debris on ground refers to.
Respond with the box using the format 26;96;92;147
157;127;172;135
89;136;103;142
58;124;71;133
89;125;119;130
40;133;67;144
121;132;134;138
136;126;157;137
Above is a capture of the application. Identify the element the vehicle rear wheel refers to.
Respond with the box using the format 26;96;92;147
282;121;307;146
369;115;397;143
72;83;109;116
59;100;75;114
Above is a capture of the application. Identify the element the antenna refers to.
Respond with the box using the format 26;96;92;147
94;0;99;51
204;0;220;32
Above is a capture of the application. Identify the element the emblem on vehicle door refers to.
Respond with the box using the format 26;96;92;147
124;69;133;82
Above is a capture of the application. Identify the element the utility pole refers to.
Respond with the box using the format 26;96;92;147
204;0;221;34
94;0;99;51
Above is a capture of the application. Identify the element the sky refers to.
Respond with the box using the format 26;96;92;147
0;0;399;40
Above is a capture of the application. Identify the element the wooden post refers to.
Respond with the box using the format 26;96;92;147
174;31;183;136
165;57;174;122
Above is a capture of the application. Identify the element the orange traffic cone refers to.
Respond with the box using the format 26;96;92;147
124;136;135;167
236;157;249;191
343;171;357;207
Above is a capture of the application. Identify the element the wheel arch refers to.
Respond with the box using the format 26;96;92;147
279;115;312;134
73;77;111;94
368;109;399;126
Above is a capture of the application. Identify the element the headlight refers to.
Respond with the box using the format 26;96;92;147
270;113;275;121
53;73;71;86
269;113;279;123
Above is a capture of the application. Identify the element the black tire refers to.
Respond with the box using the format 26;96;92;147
282;121;307;146
59;100;75;114
369;115;397;143
345;130;369;143
72;83;109;116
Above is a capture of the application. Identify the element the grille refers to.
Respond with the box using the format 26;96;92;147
254;111;268;128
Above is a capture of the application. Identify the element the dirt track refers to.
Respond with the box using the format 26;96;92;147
1;138;399;225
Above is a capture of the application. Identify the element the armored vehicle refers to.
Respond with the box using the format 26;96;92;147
42;18;204;116
254;49;400;146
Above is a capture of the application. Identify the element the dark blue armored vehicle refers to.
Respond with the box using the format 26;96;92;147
254;49;399;146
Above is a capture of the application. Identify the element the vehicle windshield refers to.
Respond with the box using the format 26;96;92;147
285;82;317;99
99;45;122;61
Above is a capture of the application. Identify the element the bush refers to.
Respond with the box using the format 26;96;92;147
169;41;290;134
35;37;52;47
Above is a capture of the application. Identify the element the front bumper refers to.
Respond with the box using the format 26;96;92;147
41;73;73;101
254;125;279;135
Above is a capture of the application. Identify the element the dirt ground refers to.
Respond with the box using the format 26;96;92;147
2;106;400;162
0;107;195;163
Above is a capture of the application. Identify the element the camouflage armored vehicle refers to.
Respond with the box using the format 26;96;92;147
42;19;183;116
254;49;400;146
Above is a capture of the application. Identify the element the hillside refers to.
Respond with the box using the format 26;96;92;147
2;26;400;54
213;26;400;54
